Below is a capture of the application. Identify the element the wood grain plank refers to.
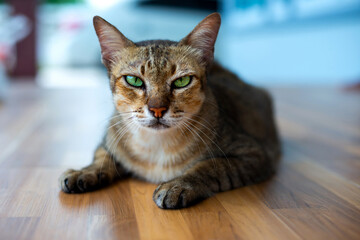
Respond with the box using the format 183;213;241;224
89;215;139;240
129;179;194;240
266;162;360;240
216;187;301;240
180;197;242;239
0;217;39;240
274;208;350;240
277;117;360;183
292;160;360;209
277;100;360;144
0;101;44;165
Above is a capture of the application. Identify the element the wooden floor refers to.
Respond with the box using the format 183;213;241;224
0;82;359;240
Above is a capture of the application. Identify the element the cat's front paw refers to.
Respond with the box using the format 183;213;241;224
153;178;208;209
59;169;112;193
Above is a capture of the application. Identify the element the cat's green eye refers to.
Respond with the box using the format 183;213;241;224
173;76;191;88
125;75;143;87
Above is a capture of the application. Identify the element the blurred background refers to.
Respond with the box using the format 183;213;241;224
0;0;360;94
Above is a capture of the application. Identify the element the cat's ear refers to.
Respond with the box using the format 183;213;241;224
179;13;221;64
93;16;135;68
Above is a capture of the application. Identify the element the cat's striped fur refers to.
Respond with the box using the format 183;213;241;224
59;13;281;209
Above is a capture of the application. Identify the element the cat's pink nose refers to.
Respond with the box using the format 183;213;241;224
149;107;167;118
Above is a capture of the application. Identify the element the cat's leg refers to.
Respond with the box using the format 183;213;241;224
153;152;275;209
59;145;126;193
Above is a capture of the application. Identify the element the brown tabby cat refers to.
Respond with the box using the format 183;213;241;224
59;13;281;209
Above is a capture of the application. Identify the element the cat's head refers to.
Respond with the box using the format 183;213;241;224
93;13;221;131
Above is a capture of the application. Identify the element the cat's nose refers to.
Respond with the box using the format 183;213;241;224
149;107;167;118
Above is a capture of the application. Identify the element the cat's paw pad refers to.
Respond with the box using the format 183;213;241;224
153;179;202;209
59;169;111;193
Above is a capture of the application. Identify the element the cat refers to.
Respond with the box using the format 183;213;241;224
59;13;281;209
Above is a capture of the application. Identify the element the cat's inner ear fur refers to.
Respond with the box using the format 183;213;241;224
93;16;134;68
179;13;221;64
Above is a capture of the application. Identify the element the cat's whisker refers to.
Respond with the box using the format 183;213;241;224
182;116;220;138
100;121;131;178
185;119;227;156
98;127;123;177
182;122;219;170
124;119;140;148
107;115;133;130
96;113;122;129
106;124;133;177
185;120;231;168
100;110;134;124
108;120;138;177
191;113;218;128
180;109;216;129
107;118;125;130
110;122;135;177
181;121;218;168
176;121;203;159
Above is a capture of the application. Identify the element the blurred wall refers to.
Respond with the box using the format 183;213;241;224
218;16;360;86
219;0;360;86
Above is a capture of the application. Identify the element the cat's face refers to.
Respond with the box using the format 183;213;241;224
110;43;206;130
94;13;221;131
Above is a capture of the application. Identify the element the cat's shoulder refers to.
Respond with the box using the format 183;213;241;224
208;62;272;106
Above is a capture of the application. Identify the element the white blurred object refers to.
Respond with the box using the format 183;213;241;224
0;8;32;100
0;15;31;44
0;14;32;70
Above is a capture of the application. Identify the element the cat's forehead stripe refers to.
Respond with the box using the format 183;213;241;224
171;64;176;75
140;65;145;75
140;45;173;76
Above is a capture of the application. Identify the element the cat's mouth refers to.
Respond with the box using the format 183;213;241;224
147;121;170;130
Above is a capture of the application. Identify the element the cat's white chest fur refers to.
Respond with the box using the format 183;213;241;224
125;128;191;183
